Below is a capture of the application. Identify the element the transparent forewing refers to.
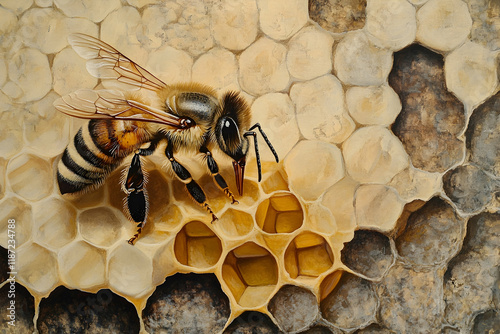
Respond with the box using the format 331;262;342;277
54;89;185;128
68;33;167;92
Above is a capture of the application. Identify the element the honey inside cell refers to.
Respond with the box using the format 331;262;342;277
256;193;303;233
222;242;278;308
285;232;334;279
217;208;254;238
174;221;222;268
320;270;343;301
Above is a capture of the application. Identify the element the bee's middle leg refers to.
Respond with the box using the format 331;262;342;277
165;142;217;222
200;146;238;204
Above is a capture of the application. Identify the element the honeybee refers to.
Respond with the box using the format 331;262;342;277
55;34;278;245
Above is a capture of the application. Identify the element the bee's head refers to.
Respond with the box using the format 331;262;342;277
214;92;251;195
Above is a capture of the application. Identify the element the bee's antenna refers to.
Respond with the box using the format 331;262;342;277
248;123;279;163
244;131;261;181
244;123;279;182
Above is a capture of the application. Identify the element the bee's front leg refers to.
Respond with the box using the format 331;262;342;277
200;146;238;204
165;142;218;222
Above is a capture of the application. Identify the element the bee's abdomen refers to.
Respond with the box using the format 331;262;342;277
57;120;131;194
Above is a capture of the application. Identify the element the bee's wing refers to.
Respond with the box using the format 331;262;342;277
54;90;187;129
68;33;167;92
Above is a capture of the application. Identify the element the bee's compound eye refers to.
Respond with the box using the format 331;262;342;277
222;117;238;141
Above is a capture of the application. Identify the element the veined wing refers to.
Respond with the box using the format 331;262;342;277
68;33;167;92
54;90;192;129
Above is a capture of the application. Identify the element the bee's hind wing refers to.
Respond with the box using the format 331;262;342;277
68;33;167;92
54;89;187;129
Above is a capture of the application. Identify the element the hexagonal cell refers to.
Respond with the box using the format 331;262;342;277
465;90;500;176
443;164;495;214
58;240;107;290
0;283;35;333
209;0;258;51
322;176;358;232
334;31;393;86
238;37;289;95
217;208;254;239
143;273;230;333
342;126;409;184
151;204;184;233
366;0;416;50
284;232;334;279
256;192;304;234
17;243;59;296
222;242;278;308
224;311;281;334
378;263;443;332
37;287;140;334
0;197;33;248
174;221;222;269
0;111;24;160
416;0;472;52
389;44;466;173
268;285;319;332
287;26;334;81
443;212;500;330
24;94;71;157
256;0;308;40
341;230;393;280
290;76;355;145
309;0;366;34
108;243;153;297
445;42;498;107
78;207;124;247
354;184;405;232
396;197;465;266
321;273;377;330
7;153;53;201
33;197;77;250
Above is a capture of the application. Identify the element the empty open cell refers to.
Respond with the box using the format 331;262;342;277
217;208;254;238
222;242;278;308
174;221;222;268
284;232;334;279
256;193;303;234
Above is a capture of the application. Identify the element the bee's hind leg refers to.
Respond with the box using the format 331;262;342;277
124;140;160;245
165;142;218;222
124;153;148;245
200;146;238;204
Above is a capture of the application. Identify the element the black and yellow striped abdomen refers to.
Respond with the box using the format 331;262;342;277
57;119;151;194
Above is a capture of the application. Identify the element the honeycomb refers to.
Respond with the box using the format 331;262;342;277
0;0;499;333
